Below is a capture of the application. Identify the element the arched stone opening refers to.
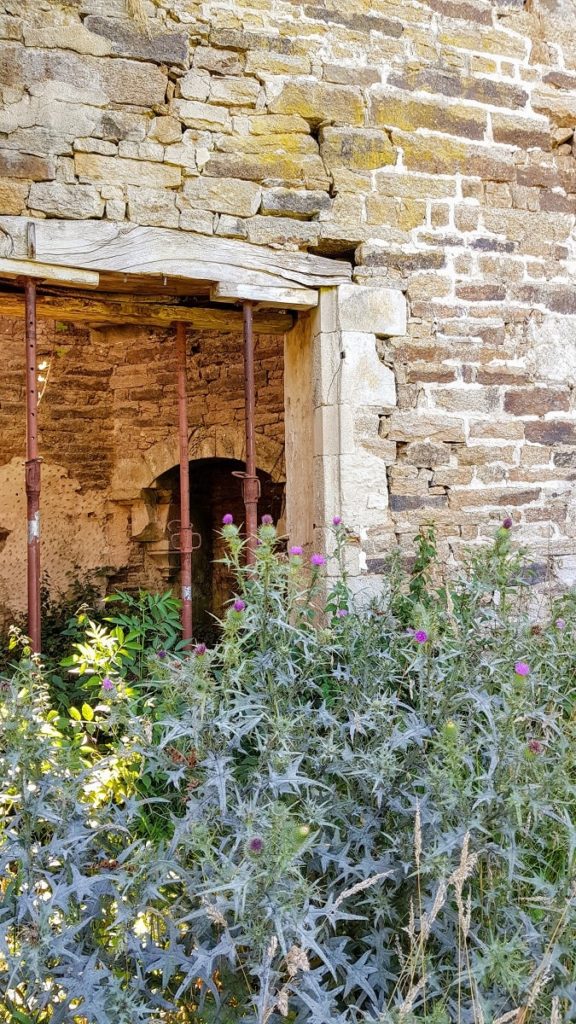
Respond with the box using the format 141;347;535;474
146;456;285;639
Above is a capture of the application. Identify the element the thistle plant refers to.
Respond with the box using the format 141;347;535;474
1;519;575;1023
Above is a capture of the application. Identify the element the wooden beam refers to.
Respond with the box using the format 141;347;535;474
0;289;294;333
7;218;352;291
211;281;318;310
0;257;100;287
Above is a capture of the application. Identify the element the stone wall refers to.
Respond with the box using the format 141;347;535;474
0;315;284;622
2;0;576;596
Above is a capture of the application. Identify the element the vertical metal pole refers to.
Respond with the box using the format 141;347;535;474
242;301;259;564
24;277;41;654
176;322;193;646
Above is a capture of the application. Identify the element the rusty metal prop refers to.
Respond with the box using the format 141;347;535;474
24;277;41;653
240;301;259;563
175;322;194;646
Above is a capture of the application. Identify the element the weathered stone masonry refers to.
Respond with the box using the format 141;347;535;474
0;316;285;623
2;0;576;615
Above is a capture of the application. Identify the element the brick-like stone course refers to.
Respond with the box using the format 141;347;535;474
0;316;284;622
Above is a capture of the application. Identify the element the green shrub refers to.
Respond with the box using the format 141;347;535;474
0;519;575;1024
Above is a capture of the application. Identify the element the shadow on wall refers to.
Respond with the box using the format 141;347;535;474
155;457;284;639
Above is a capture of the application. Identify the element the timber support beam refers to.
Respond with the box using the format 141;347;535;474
0;289;295;334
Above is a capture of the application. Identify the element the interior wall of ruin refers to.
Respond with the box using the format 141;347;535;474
0;315;285;624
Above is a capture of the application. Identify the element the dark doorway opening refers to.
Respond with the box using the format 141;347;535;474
156;457;284;639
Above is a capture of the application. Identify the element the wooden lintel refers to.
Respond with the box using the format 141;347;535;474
211;280;318;310
0;218;352;291
0;257;100;287
0;290;294;333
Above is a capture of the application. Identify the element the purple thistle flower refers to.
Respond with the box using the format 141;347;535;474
157;649;167;659
332;515;342;526
233;598;246;613
194;643;207;656
248;836;264;854
527;738;544;755
222;513;234;525
555;618;566;630
290;545;303;556
102;677;114;691
310;553;325;567
502;517;513;530
336;609;349;618
261;514;273;525
514;661;530;677
413;630;428;644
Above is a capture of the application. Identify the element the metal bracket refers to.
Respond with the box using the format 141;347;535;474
25;457;42;497
232;469;261;504
167;519;202;554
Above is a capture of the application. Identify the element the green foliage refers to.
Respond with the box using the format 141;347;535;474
1;522;576;1024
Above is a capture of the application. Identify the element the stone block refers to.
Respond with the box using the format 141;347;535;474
245;51;312;76
0;43;167;107
178;207;215;234
314;403;355;457
246;114;311;135
403;442;451;467
118;141;164;162
374;172;457;199
164;141;198;172
29;182;104;218
245;216;320;247
261;188;330;219
126;187;179;228
0;15;22;41
524;421;576;445
320;127;396;171
0;179;28;214
438;26;527;58
388;65;527;108
492;113;551;150
172;100;232;132
209;76;260;107
74;152;181;188
205;150;329;190
527;315;576;385
555;556;576;587
324;64;382;87
215;214;248;238
340;332;397;408
456;283;507;302
0;150;54;180
74;137;117;155
179;70;210;102
84;17;188;65
94;55;168;106
338;285;406;336
148;116;182;145
386;412;466;443
106;198;126;220
532;86;576;128
268;81;364;126
340;450;391;528
449;487;541;508
23;20;112;57
370;89;487;140
98;110;149;142
432;386;501;414
182;177;261;217
394;131;515;180
504;388;570;416
194;46;244;76
366;196;426;231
